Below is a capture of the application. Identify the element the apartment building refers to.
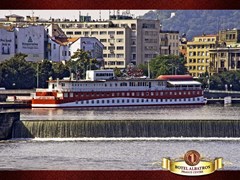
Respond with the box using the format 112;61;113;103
54;15;160;68
159;30;179;56
0;27;15;61
0;25;48;62
209;47;240;74
219;29;240;46
0;14;161;69
186;34;218;77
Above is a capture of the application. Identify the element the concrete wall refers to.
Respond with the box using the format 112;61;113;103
0;112;20;140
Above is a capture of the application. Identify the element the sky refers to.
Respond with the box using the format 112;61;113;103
0;10;152;21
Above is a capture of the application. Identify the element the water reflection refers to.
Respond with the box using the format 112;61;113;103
7;104;240;120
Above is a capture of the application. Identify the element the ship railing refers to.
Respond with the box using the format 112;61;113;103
59;87;201;92
35;88;54;92
34;96;55;100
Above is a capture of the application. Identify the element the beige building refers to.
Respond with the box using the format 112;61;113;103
209;47;240;74
159;30;179;56
54;15;160;68
0;14;161;69
186;34;218;77
219;29;240;46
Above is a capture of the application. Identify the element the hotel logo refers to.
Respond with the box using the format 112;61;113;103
162;150;223;176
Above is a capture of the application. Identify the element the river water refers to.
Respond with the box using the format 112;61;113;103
1;104;240;170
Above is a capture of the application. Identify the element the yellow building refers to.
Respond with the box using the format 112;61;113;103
209;47;240;75
186;34;218;77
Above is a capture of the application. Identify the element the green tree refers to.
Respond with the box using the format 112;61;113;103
52;62;70;80
149;55;187;78
0;53;35;89
69;49;99;79
36;60;54;88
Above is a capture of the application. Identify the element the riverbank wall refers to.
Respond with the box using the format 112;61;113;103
0;112;20;140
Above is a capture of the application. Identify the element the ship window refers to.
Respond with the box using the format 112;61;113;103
146;92;149;96
183;92;186;95
86;100;89;104
136;92;140;96
193;91;195;95
179;92;182;95
169;92;172;95
102;100;105;103
141;92;144;96
97;100;99;104
146;99;148;102
132;92;135;96
160;92;163;96
70;93;73;97
91;100;94;104
122;92;125;96
62;83;65;87
127;93;130;96
193;98;195;101
156;92;159;96
122;99;124;103
64;93;68;98
115;83;118;86
174;92;177;95
137;99;139;103
117;100;120;103
151;99;154;102
151;92;154;96
127;99;129;103
188;92;191;95
107;100;110;103
142;99;144;102
81;101;84;104
112;100;115;103
132;99;134;103
112;93;115;96
197;98;200;101
197;91;199;95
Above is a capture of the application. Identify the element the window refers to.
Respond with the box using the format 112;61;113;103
100;31;107;35
117;46;124;50
75;31;81;35
100;39;107;42
117;31;124;35
66;31;73;35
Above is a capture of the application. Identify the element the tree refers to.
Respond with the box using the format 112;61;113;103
52;62;70;80
0;53;35;89
148;55;187;78
69;49;99;79
36;60;54;88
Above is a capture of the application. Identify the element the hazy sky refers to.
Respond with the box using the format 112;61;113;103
0;10;151;20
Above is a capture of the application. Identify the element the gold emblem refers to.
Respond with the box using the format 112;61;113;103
184;150;201;166
162;150;223;176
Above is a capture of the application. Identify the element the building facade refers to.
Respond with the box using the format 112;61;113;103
0;28;15;61
54;16;160;68
159;30;179;56
219;29;240;46
15;25;47;62
186;34;218;77
209;47;240;74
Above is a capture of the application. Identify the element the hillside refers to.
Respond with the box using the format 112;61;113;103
143;10;240;40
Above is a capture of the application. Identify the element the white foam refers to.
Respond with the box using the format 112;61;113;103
10;137;240;142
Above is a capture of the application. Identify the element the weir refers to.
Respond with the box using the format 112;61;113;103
12;120;240;138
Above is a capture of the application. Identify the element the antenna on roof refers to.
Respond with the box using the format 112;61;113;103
99;10;101;21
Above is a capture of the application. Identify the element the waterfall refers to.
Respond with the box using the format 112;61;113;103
12;120;240;138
